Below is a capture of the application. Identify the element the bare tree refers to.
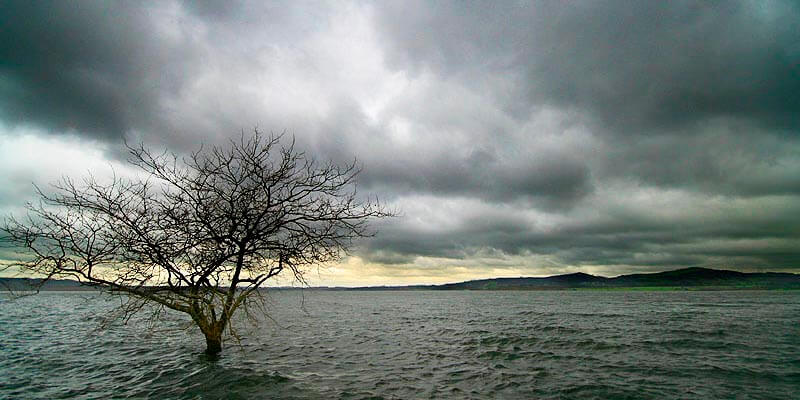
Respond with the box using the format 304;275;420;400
2;131;392;355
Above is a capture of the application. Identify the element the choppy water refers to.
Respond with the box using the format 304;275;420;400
1;290;799;399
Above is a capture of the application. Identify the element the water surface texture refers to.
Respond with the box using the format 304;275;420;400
2;290;799;399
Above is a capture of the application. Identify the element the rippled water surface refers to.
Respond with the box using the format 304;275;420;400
1;290;799;399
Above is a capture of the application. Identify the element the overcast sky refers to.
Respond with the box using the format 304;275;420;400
1;1;799;285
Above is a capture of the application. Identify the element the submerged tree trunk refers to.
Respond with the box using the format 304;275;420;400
205;332;223;356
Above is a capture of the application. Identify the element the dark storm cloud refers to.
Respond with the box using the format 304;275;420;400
361;192;800;271
1;0;799;277
0;1;200;140
528;1;800;133
356;147;594;208
369;0;800;201
598;127;800;197
0;0;341;152
373;1;800;133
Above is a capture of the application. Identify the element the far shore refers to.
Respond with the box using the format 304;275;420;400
3;267;800;292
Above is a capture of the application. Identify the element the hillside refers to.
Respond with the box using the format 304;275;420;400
3;267;799;292
430;267;800;290
0;277;91;291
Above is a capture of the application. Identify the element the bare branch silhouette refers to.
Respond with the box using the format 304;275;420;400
2;130;394;355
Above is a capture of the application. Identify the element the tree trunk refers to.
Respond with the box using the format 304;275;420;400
204;332;222;356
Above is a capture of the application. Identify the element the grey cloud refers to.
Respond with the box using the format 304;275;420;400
360;191;800;271
0;1;201;140
528;1;800;133
2;1;800;276
599;126;800;197
373;1;800;133
366;0;800;228
361;152;594;209
0;0;333;149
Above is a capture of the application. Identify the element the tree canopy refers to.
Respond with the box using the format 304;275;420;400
2;131;392;354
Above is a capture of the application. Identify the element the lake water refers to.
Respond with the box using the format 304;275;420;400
1;290;798;399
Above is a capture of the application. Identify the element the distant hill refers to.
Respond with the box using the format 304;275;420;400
427;267;800;290
3;267;799;292
0;277;92;291
341;267;800;291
